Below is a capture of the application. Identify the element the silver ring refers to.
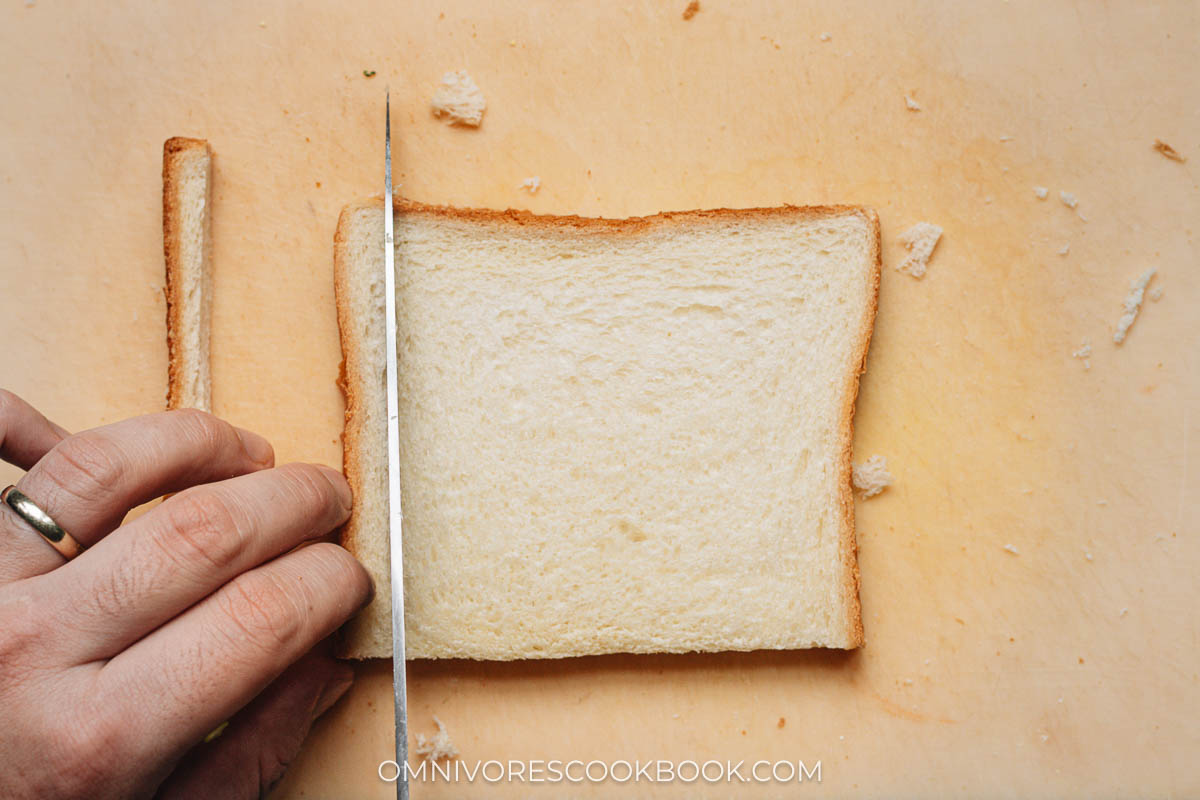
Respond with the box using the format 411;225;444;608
1;485;84;560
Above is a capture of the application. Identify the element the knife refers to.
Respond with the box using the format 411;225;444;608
383;92;409;800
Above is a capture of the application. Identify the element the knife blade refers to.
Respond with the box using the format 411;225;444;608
383;91;409;800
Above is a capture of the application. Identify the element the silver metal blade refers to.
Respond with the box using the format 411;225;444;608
383;91;409;800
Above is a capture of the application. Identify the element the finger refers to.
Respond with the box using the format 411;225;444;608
0;389;69;470
2;409;274;580
98;542;370;762
154;649;354;800
42;463;351;661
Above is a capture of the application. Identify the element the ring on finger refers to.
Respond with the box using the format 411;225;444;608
1;485;85;560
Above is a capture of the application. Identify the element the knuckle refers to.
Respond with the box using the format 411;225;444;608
216;571;308;653
36;431;122;504
154;488;249;575
309;542;371;601
171;407;233;455
85;557;145;624
278;463;345;514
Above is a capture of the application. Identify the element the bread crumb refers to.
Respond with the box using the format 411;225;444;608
509;40;516;47
520;176;541;194
1071;339;1091;370
1113;268;1156;344
999;135;1013;142
414;716;459;762
431;70;486;127
852;455;893;498
1059;191;1077;209
777;717;786;728
904;95;921;112
1033;186;1048;199
896;222;943;279
682;0;700;20
1153;139;1185;162
1149;286;1163;302
1085;551;1093;561
1119;607;1129;618
1003;543;1019;555
1058;243;1070;256
984;195;994;204
1040;733;1050;743
820;32;832;41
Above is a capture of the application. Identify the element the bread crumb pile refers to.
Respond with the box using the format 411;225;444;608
1113;268;1156;345
852;455;893;498
431;71;486;127
896;222;943;279
414;716;459;763
1071;339;1092;370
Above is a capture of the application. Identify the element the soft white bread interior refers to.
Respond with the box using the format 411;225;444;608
430;70;486;127
163;137;213;411
334;201;879;660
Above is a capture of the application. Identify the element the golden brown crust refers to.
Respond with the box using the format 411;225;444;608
162;136;211;411
332;198;877;655
349;196;876;238
834;207;880;649
332;203;379;656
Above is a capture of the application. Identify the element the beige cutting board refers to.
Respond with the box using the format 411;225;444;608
1;1;1197;797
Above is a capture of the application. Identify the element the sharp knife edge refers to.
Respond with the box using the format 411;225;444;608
383;92;409;800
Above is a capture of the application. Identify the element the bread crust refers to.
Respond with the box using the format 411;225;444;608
332;202;379;655
836;208;879;648
333;198;876;657
162;137;212;411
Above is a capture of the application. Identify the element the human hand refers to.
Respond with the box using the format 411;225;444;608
0;390;371;799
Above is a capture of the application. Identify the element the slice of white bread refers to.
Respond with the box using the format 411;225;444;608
163;137;214;411
334;200;879;660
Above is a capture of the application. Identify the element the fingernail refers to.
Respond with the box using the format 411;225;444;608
314;671;354;719
318;465;353;512
236;429;274;467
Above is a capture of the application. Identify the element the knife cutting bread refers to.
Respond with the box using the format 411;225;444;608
331;200;879;660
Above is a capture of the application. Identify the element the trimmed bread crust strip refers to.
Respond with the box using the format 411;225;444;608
163;136;213;411
333;199;878;658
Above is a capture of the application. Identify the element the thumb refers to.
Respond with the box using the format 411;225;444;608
155;647;354;800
